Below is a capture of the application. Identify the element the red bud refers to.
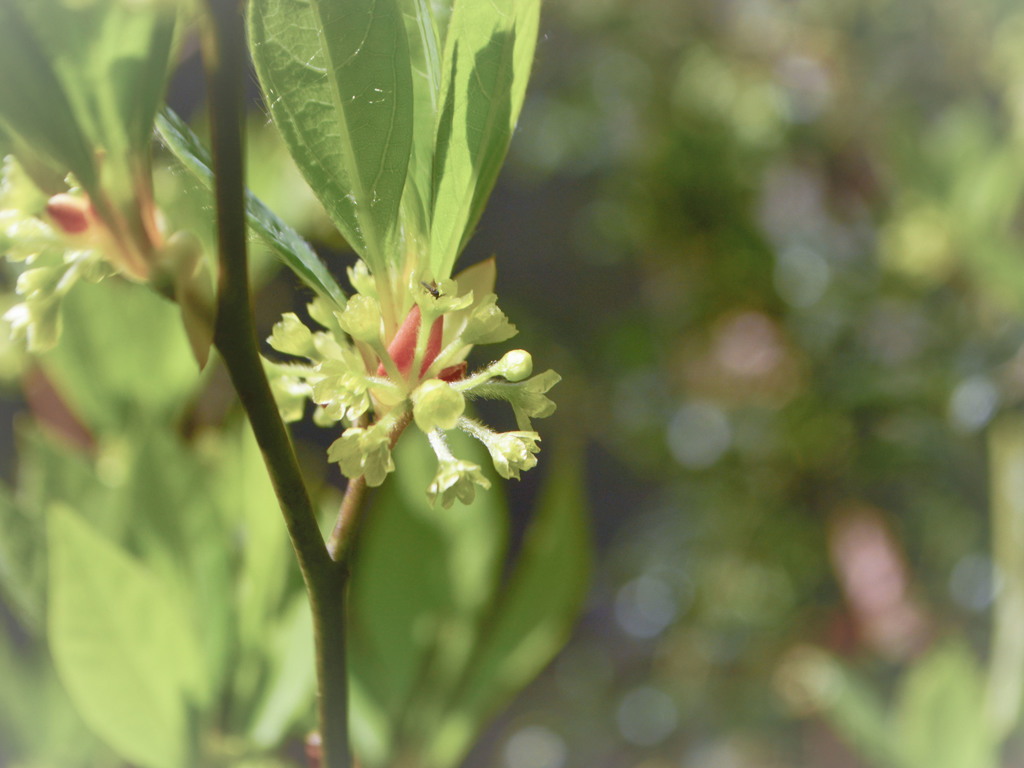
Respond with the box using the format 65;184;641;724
378;305;444;379
45;193;92;234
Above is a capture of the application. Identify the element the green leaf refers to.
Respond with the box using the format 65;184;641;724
156;109;348;307
397;0;448;249
0;2;99;191
347;429;507;767
47;505;203;768
249;0;415;272
426;441;591;768
40;278;198;430
247;595;316;748
429;0;540;278
893;640;999;768
12;0;176;185
13;0;176;159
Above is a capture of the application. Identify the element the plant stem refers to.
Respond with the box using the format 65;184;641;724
328;475;368;563
199;2;351;766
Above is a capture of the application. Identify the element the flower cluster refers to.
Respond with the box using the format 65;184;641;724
0;158;117;351
267;260;559;507
0;155;213;362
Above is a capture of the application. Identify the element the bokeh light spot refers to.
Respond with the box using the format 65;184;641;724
774;246;830;308
616;686;678;747
614;574;678;639
948;375;999;433
503;725;568;768
667;401;731;469
949;553;1000;612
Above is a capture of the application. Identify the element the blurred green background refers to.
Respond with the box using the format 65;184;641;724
7;0;1024;765
453;0;1024;765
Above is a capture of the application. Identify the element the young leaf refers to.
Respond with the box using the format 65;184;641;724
397;0;448;247
156;109;348;307
427;441;592;768
429;0;541;278
47;505;203;768
249;0;415;273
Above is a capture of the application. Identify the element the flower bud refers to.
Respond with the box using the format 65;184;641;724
462;294;517;345
378;305;443;380
45;193;93;235
327;426;394;486
336;294;383;343
428;459;491;508
413;378;465;431
346;259;376;297
485;431;541;480
268;313;316;358
496;349;533;381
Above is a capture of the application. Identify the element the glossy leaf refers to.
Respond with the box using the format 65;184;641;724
249;0;415;272
156;109;348;307
347;429;507;767
48;505;203;768
427;442;591;768
429;0;541;278
397;0;448;250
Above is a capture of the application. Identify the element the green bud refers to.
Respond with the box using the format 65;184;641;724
312;359;371;423
1;216;54;261
496;349;533;381
5;294;62;352
428;458;491;508
462;294;517;345
269;373;312;423
327;430;366;478
362;438;395;487
485;430;541;480
308;296;343;331
327;426;394;487
268;313;317;358
347;259;376;297
15;266;60;299
413;378;466;431
336;294;383;343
